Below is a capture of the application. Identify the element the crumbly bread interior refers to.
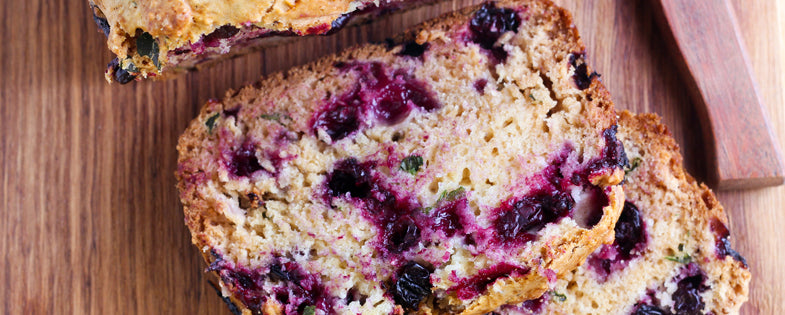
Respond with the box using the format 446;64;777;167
496;112;751;315
176;1;626;314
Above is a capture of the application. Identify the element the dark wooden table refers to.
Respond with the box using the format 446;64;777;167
2;0;782;313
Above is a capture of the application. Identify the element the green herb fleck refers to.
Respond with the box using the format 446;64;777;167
625;157;642;176
550;291;567;302
136;32;160;68
529;93;536;101
438;187;466;202
678;243;684;252
302;305;316;315
400;155;424;175
422;206;433;214
260;112;293;126
205;113;220;133
665;253;692;264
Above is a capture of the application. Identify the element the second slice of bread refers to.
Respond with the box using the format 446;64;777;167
495;112;751;315
176;1;627;313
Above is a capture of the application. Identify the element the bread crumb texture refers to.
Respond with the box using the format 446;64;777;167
176;1;628;314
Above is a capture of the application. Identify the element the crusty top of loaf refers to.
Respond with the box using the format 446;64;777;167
176;0;626;313
91;0;377;80
92;0;364;51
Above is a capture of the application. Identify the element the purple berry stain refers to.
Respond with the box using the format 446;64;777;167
519;295;546;313
476;146;615;249
492;189;574;246
598;125;628;168
229;142;263;177
588;201;647;280
311;62;440;141
569;53;600;90
448;263;529;300
327;158;481;257
672;264;708;314
580;125;628;183
225;140;287;178
312;86;362;141
432;197;470;237
469;2;522;63
203;25;241;48
473;79;488;95
373;84;414;124
710;218;747;267
327;158;373;198
391;262;433;310
614;202;647;259
633;304;671;315
632;264;708;315
386;219;421;253
326;158;424;256
580;185;611;228
209;255;335;314
490;295;546;314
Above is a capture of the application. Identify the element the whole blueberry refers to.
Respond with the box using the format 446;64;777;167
469;3;522;50
614;202;646;259
633;304;672;315
107;58;136;84
392;262;432;310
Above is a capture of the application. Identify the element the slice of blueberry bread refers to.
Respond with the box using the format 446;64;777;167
494;111;751;315
90;0;432;83
176;1;628;313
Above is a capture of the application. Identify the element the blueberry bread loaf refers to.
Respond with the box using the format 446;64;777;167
495;112;751;315
176;1;628;313
90;0;429;83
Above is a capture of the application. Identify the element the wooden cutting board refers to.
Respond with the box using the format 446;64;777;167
1;0;783;314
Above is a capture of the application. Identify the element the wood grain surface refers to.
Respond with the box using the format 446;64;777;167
654;0;785;190
1;0;783;314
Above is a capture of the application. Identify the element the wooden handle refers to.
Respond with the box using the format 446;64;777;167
653;0;785;190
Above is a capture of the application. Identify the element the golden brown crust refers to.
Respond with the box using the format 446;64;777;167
93;0;357;45
91;0;391;81
461;272;548;315
176;1;625;313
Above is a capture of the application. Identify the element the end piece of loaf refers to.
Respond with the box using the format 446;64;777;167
176;1;627;313
495;111;751;315
89;0;426;83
